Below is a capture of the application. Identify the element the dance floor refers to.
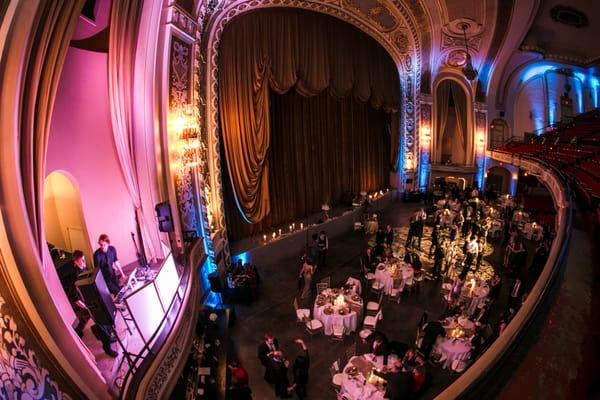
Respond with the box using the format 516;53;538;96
227;200;513;399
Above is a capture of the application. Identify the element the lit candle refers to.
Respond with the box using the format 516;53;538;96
292;223;295;230
263;234;267;242
300;223;303;230
289;225;292;232
272;232;276;239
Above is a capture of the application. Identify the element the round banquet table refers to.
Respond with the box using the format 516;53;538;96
340;354;399;400
374;262;413;295
435;337;472;369
462;285;490;315
313;290;362;336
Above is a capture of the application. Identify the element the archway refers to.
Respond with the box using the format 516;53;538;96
43;171;93;265
434;79;470;165
486;166;512;195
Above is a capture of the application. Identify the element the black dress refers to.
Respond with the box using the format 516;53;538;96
293;349;310;399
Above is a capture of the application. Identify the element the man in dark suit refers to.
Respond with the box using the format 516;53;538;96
257;333;279;383
366;332;390;365
373;360;413;400
362;247;375;272
420;319;446;358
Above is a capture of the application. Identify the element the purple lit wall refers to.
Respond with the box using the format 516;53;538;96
46;47;138;266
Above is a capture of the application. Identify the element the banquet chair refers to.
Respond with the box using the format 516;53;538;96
370;279;384;295
293;297;310;323
316;282;329;294
366;292;384;315
303;316;324;336
388;278;403;303
451;359;468;373
332;324;345;341
330;361;344;389
363;310;382;330
320;276;332;288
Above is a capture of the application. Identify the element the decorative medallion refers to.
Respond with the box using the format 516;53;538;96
393;31;409;54
550;5;588;28
406;118;414;132
446;49;467;67
404;54;412;71
405;101;414;115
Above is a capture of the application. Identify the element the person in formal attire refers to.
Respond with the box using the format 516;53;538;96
429;225;441;258
362;247;375;272
316;231;328;269
420;319;445;358
58;250;118;357
299;260;314;299
384;224;394;246
269;351;291;398
373;360;413;400
93;234;124;296
288;339;309;399
432;242;445;280
257;333;279;383
228;360;249;388
464;235;479;269
366;333;390;365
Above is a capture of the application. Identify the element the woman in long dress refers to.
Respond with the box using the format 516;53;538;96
299;260;314;299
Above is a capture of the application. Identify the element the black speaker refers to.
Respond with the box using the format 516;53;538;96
208;272;222;293
76;270;116;326
155;202;174;232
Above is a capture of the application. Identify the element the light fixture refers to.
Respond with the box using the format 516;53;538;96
460;24;478;81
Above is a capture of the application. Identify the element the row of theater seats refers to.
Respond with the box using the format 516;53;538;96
497;108;600;207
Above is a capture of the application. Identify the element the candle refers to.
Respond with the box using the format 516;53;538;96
289;225;292;232
272;232;276;239
300;223;303;230
263;234;267;242
292;223;295;230
278;228;282;236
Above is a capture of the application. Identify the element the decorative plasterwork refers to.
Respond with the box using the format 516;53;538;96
203;0;423;240
0;296;72;400
170;5;199;38
343;0;400;32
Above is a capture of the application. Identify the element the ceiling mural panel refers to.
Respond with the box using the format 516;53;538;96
344;0;399;32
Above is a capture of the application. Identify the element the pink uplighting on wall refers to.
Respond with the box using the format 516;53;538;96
46;46;137;265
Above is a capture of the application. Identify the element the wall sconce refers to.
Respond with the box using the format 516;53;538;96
476;131;486;152
170;104;201;170
420;126;431;149
512;173;518;180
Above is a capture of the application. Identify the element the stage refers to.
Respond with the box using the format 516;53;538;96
230;190;397;263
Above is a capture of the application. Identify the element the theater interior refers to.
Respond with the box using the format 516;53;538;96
0;1;599;399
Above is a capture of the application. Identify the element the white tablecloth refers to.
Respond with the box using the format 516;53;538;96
462;285;490;315
435;338;472;369
313;290;362;335
340;354;395;400
374;262;413;295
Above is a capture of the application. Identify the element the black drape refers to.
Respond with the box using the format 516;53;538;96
224;90;390;241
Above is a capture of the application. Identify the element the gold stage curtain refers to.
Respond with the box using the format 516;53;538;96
224;90;391;241
219;9;400;224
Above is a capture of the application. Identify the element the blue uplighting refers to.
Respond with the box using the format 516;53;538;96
573;71;586;83
548;102;556;126
521;64;554;83
591;77;599;108
232;251;250;265
418;151;429;189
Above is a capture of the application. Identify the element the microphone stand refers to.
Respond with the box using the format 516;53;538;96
131;232;149;278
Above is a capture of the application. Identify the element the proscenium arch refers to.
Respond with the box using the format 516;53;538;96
203;3;414;239
431;72;475;166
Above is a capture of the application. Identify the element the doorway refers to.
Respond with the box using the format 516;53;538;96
43;171;93;266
